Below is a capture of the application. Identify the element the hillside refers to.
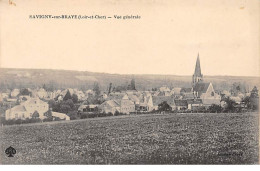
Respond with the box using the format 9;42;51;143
0;68;259;91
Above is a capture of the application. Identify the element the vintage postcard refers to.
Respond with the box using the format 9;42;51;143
0;0;259;164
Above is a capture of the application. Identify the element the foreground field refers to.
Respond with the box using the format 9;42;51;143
0;113;259;164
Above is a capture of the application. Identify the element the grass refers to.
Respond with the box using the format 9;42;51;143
0;112;258;164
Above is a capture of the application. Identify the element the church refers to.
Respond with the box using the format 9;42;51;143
191;54;221;107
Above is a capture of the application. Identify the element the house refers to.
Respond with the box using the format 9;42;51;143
37;88;48;99
78;104;99;112
127;94;140;105
5;98;49;120
11;89;20;98
153;96;175;111
159;86;171;92
174;99;188;110
157;91;171;96
138;93;154;112
52;112;70;120
187;99;203;110
120;94;135;114
76;90;86;101
172;87;182;95
181;88;194;99
1;93;9;99
99;100;121;114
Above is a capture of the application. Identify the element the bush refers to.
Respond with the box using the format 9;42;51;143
69;115;77;120
2;118;42;125
43;117;53;122
107;112;113;116
208;104;222;113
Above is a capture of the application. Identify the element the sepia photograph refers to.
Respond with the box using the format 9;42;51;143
0;0;259;165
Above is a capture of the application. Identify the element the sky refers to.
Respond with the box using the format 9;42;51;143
0;0;259;76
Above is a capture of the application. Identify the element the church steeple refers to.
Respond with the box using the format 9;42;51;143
194;53;202;77
192;53;203;87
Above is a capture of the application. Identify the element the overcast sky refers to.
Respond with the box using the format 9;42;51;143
0;0;259;76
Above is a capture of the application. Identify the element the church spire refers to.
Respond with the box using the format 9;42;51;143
194;53;202;77
192;53;203;86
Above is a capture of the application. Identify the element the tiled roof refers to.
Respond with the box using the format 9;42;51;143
153;96;175;106
103;100;120;108
183;93;195;99
10;105;27;112
202;98;221;105
174;99;188;106
187;99;203;104
180;88;193;93
22;98;47;105
173;88;181;95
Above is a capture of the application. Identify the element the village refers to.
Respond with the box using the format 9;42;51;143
0;55;259;125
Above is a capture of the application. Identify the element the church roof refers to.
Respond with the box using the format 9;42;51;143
194;53;202;77
193;82;210;94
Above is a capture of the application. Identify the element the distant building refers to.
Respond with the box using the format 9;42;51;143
120;95;135;114
159;86;171;92
52;112;70;120
193;82;221;107
78;104;99;112
192;54;221;107
11;89;20;98
174;99;188;110
180;88;194;99
138;93;154;112
37;88;48;99
5;98;49;120
153;96;175;111
172;87;182;95
187;99;203;110
99;100;121;114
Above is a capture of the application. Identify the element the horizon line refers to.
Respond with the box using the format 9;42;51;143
0;67;259;78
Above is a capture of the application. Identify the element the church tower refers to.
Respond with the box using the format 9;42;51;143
192;53;203;87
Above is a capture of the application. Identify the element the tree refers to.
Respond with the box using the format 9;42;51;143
250;86;259;110
242;96;250;109
44;110;52;119
108;83;112;94
130;79;136;90
63;90;72;101
223;97;236;113
64;99;75;110
158;101;172;112
72;94;78;103
32;111;40;118
48;99;56;109
208;104;222;113
20;88;31;96
93;82;101;97
22;97;27;101
60;104;71;114
43;84;47;90
250;86;259;98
